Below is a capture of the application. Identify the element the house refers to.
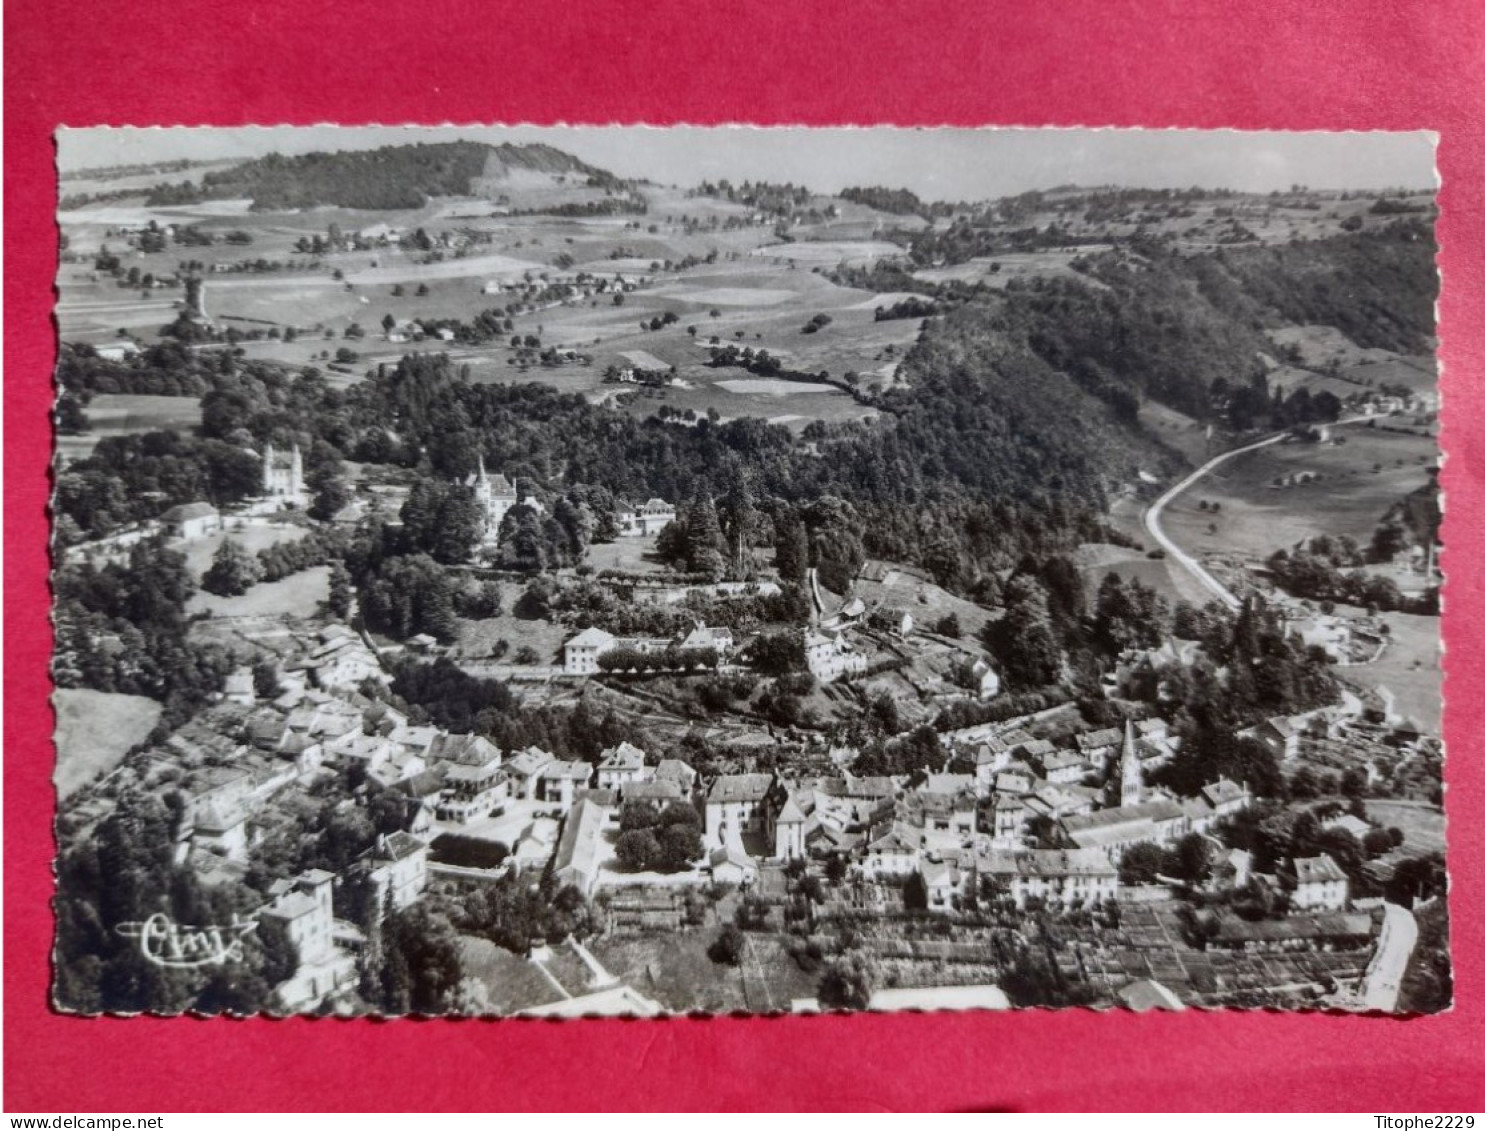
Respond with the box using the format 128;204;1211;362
1291;853;1350;910
536;759;594;811
804;629;868;683
1042;751;1087;786
704;773;775;844
977;848;1119;909
259;869;337;967
709;840;758;885
504;746;557;800
257;869;358;1009
991;794;1028;848
429;734;505;824
160;501;221;540
222;668;256;707
357;832;429;912
94;340;141;362
1075;727;1124;764
992;768;1035;797
553;796;610;894
1255;716;1303;762
773;794;809;860
860;821;921;879
307;630;382;692
563;627;617;675
191;797;252;863
1199;778;1252;820
970;658;1001;700
654;759;698;795
596;741;650;793
920;858;961;915
679;624;734;655
971;738;1012;796
617;498;677;537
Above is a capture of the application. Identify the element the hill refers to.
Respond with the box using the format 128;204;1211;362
184;141;627;211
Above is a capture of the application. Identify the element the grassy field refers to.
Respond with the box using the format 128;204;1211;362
59;394;203;464
188;565;330;620
1160;425;1438;562
1364;799;1446;858
53;688;162;798
1342;610;1442;734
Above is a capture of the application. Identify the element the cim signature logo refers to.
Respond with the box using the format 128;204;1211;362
116;913;257;968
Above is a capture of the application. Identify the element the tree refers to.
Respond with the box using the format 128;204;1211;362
308;460;352;522
251;659;280;699
614;829;659;872
1119;842;1167;886
202;538;260;597
708;923;745;966
817;952;874;1010
684;494;727;579
749;630;805;676
323;561;353;620
381;313;397;334
774;517;809;584
656;822;702;871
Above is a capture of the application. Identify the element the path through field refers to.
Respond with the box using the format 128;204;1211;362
1143;416;1371;610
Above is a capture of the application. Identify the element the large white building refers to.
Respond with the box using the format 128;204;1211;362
262;443;306;506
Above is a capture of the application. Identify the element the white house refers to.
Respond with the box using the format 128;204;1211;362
704;773;775;845
1291;854;1349;910
596;741;650;793
805;629;868;683
617;498;677;537
564;627;617;675
977;848;1119;909
160;501;221;540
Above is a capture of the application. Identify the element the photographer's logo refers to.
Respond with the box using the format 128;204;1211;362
116;913;257;968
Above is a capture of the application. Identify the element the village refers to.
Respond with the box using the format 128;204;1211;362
54;434;1443;1016
49;132;1447;1020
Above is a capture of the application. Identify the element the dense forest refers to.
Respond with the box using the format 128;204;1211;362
184;142;621;211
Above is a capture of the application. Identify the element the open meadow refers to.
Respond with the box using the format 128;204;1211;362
1159;425;1437;562
53;688;163;798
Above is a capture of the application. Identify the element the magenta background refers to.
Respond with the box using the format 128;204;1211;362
7;0;1485;1111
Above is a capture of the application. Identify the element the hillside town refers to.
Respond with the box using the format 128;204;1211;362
51;127;1447;1018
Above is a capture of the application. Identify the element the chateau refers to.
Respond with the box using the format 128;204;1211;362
262;443;306;506
470;457;542;543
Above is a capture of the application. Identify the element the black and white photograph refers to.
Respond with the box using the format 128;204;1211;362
50;125;1448;1018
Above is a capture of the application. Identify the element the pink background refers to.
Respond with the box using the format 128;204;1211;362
7;0;1485;1110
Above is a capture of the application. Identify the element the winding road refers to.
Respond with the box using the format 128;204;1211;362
1143;417;1372;611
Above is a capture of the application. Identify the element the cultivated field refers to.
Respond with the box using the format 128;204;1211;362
53;688;163;798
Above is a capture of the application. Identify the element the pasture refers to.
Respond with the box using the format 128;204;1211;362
1342;610;1442;735
1159;425;1438;562
1364;799;1446;858
188;565;330;620
53;688;163;799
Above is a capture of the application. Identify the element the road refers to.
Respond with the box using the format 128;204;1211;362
1359;901;1419;1012
1143;417;1371;611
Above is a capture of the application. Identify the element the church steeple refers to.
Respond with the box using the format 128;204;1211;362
1120;719;1143;807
